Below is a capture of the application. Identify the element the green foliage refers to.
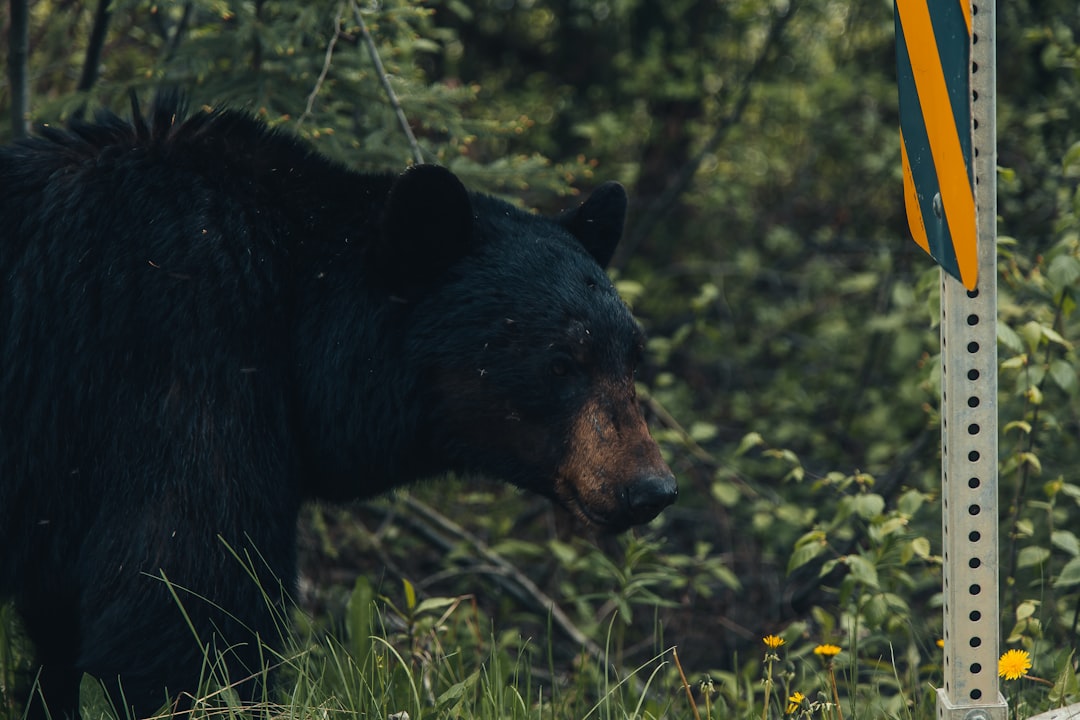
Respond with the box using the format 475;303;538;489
1;0;591;196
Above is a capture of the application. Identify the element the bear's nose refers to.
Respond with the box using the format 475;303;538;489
624;472;678;525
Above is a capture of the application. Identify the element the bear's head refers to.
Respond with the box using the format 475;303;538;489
379;165;677;532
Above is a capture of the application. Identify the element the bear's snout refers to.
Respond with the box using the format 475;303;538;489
623;471;678;525
555;387;677;531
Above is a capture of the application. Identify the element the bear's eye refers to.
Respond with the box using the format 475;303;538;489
550;349;584;378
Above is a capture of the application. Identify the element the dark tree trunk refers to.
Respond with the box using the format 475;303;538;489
8;0;30;138
77;0;113;92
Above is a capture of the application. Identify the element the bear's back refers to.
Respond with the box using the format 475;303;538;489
0;101;385;566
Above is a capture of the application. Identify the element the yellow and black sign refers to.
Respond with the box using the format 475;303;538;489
895;0;977;290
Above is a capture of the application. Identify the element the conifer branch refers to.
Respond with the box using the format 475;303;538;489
298;1;346;130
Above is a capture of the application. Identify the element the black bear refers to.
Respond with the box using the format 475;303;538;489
0;97;676;719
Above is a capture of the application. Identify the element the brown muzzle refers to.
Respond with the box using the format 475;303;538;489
555;382;677;531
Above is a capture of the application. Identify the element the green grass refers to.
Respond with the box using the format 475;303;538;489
1;574;678;720
2;575;1075;719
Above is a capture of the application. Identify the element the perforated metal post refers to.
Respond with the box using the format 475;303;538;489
937;1;1005;718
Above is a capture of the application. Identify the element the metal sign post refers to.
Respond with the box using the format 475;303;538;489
937;1;1002;716
896;0;1004;717
937;2;1005;718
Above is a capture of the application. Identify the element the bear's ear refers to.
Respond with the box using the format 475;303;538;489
377;164;474;292
559;181;627;269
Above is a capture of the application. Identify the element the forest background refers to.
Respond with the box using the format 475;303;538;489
2;0;1080;718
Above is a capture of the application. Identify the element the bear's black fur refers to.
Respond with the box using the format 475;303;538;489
0;97;676;719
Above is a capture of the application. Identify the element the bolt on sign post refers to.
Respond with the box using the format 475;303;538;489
894;1;1005;719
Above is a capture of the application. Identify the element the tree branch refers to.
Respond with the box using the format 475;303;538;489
349;0;425;165
298;1;346;130
163;2;194;63
396;495;606;663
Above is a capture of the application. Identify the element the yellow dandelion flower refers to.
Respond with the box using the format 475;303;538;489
936;639;944;649
814;643;842;657
998;649;1032;681
786;691;805;714
763;634;785;649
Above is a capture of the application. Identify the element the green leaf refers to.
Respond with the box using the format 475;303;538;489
1017;600;1039;621
784;465;806;483
711;479;740;507
548;540;578;565
811;607;836;637
848;493;886;520
1017;546;1051;569
788;540;825;574
689;420;719;442
1000;354;1028;371
1062;290;1078;320
436;672;479;710
1004;420;1033;435
911;537;932;560
1050;651;1078;705
1021;321;1044;354
734;432;765;457
403;578;417;613
415;596;458;616
1048;254;1080;290
708;563;743;591
1064;140;1080;177
862;593;888;627
411;38;442;53
1049;359;1078;394
446;0;474;20
1045;477;1065;498
1054;557;1080;588
347;577;374;663
615;279;645;304
79;674;109;714
1052;530;1080;557
490;538;545;558
998;324;1024;353
764;448;801;466
691;282;720;311
844;555;880;588
876;517;908;537
1042;325;1072;349
897;489;926;516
